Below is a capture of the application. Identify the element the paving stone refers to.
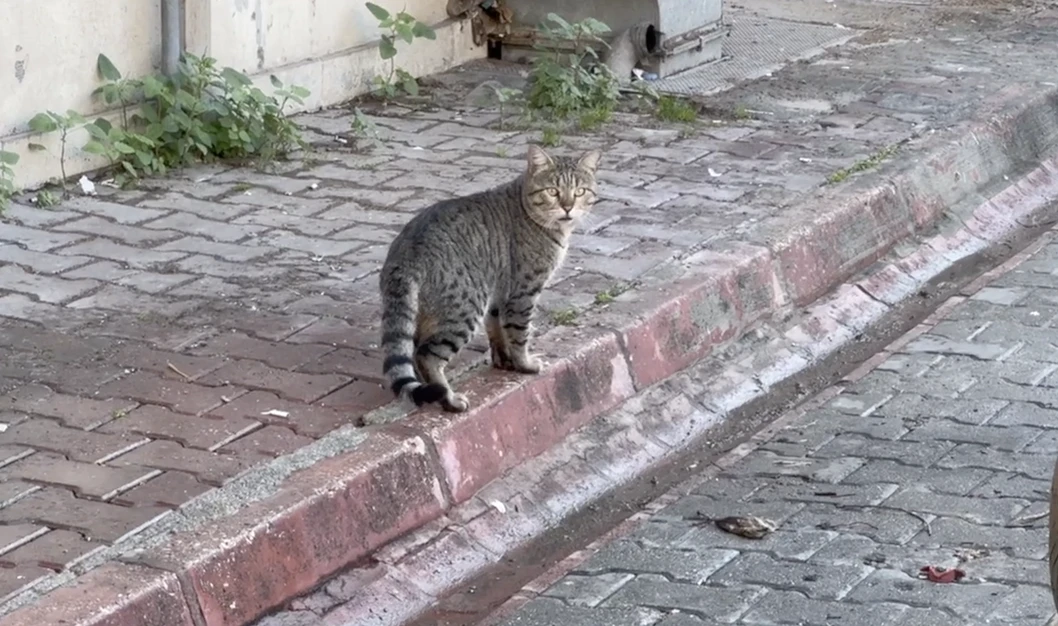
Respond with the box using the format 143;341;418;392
53;216;181;245
708;552;872;599
846;569;1014;619
573;542;738;585
141;212;269;242
601;577;765;621
0;527;104;570
0;264;100;303
0;488;168;543
497;597;663;626
0;244;93;274
541;572;634;607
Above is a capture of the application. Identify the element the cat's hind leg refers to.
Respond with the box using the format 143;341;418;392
486;304;517;370
415;312;479;412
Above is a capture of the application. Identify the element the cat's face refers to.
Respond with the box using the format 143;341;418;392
523;145;602;230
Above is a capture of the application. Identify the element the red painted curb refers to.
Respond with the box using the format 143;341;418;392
4;83;1057;626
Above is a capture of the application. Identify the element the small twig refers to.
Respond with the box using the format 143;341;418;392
1008;511;1049;527
166;361;192;381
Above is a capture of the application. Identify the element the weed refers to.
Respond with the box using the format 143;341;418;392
350;107;381;143
496;146;509;158
578;106;612;131
494;86;524;130
81;53;309;186
551;308;579;326
0;145;18;213
594;283;628;305
35;188;61;208
526;13;618;119
231;182;253;192
365;2;436;100
826;145;898;185
541;127;562;147
27;110;88;192
733;105;752;120
655;95;697;123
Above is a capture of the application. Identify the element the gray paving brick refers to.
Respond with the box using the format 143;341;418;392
573;541;738;584
840;461;992;496
740;590;911;625
909;517;1047;560
498;597;663;626
881;487;1029;525
0;265;99;303
155;236;274;262
541;572;634;607
0;244;92;274
709;552;871;600
57;239;188;268
601;576;765;621
142;212;268;242
64;198;169;224
0;223;86;251
846;569;1014;618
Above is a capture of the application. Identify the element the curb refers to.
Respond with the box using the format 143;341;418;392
6;83;1058;626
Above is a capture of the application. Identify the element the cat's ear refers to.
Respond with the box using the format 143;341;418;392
577;150;602;173
527;144;554;170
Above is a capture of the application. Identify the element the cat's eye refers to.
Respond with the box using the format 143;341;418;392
546;188;559;196
574;188;586;197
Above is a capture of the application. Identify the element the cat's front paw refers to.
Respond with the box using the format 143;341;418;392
442;392;470;413
512;355;543;374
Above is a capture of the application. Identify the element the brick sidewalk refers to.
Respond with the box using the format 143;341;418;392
494;233;1058;626
2;4;1058;622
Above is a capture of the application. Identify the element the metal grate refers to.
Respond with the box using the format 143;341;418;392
651;16;858;96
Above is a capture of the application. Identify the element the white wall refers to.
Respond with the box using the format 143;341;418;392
0;0;483;190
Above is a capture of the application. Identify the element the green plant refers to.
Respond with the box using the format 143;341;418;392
826;145;899;185
28;110;88;191
365;2;436;100
541;127;562;147
0;146;18;213
733;105;752;120
492;85;524;129
83;53;309;185
349;107;381;144
36;188;61;208
551;308;579;326
526;13;618;119
655;95;697;123
578;106;612;131
594;284;627;305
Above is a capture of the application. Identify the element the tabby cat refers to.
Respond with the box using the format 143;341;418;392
379;144;603;413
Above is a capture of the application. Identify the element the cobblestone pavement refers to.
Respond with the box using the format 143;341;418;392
0;1;1055;607
496;239;1058;625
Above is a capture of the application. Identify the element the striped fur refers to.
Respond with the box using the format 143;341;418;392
379;145;603;412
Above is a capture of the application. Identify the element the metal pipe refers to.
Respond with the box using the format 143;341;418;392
161;0;183;76
605;22;661;84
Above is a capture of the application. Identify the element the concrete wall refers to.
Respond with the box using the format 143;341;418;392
0;0;483;190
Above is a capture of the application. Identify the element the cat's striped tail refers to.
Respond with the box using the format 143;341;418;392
380;280;448;407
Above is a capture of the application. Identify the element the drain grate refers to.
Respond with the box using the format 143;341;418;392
652;16;858;96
